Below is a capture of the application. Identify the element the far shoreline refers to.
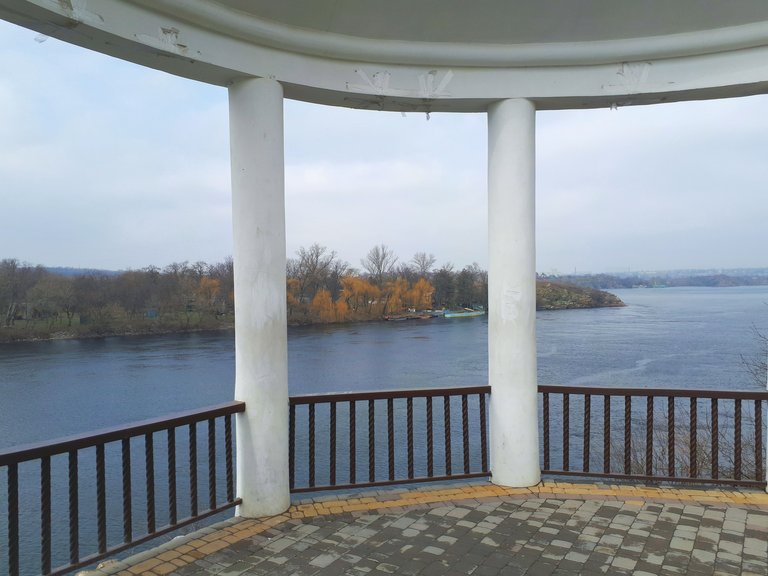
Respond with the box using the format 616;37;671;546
0;300;628;344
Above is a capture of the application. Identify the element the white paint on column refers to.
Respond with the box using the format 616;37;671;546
487;98;541;487
229;77;290;517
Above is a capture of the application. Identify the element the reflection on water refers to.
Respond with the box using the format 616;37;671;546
0;286;766;449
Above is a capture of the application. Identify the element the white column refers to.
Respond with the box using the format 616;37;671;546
487;98;540;487
229;78;290;517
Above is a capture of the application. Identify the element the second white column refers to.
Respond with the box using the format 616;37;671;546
229;78;290;517
487;98;541;487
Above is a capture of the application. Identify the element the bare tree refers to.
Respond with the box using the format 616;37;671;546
0;258;20;327
411;252;436;277
0;259;47;327
208;257;234;311
327;259;351;300
190;261;209;280
455;264;479;308
286;258;300;283
293;244;337;302
396;263;418;284
742;326;767;388
361;244;398;287
431;263;455;308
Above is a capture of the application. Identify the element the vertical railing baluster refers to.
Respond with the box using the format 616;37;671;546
189;423;198;517
734;398;742;481
462;394;470;474
145;433;155;533
41;455;51;575
443;396;452;475
407;397;414;479
479;393;488;473
603;395;611;473
121;438;132;543
208;418;216;510
711;398;719;480
278;390;762;491
584;394;591;473
289;403;295;490
225;414;234;501
0;405;247;576
8;462;19;576
427;397;434;477
330;402;337;486
668;397;675;477
645;397;653;476
309;404;316;488
624;395;632;475
543;392;550;470
349;400;356;484
387;398;395;481
96;443;107;554
368;399;375;482
563;393;570;471
69;450;79;565
755;399;763;482
689;398;697;478
168;428;177;525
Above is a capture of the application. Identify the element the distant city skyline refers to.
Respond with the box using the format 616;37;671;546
1;20;767;275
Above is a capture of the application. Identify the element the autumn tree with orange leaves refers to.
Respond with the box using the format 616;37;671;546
286;244;437;324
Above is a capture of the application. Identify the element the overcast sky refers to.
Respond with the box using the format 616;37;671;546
2;20;767;275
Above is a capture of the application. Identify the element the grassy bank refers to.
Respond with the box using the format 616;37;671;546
1;282;624;343
0;312;234;343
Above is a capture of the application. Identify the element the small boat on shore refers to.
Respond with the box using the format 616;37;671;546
443;308;485;318
384;313;432;321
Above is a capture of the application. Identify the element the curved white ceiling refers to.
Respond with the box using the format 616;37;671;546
219;0;768;44
3;0;768;110
139;0;768;66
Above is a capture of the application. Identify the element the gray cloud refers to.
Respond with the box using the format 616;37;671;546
2;20;766;274
536;99;768;273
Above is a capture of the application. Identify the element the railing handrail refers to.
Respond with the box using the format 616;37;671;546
0;401;245;466
291;384;768;405
538;384;768;400
290;385;491;405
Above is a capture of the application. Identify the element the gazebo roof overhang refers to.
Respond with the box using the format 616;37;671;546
3;0;768;111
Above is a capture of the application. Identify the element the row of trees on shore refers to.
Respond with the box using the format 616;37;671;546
0;245;490;340
0;257;235;340
1;245;630;341
286;244;487;323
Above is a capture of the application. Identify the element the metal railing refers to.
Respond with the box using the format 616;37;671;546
0;401;244;576
289;386;491;492
3;384;766;575
540;385;767;487
289;384;767;491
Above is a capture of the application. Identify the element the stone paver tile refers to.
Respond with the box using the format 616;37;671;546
89;480;768;576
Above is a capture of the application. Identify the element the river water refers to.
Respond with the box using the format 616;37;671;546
1;286;767;574
1;286;767;450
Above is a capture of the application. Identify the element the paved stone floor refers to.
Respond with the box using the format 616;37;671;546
86;481;768;576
